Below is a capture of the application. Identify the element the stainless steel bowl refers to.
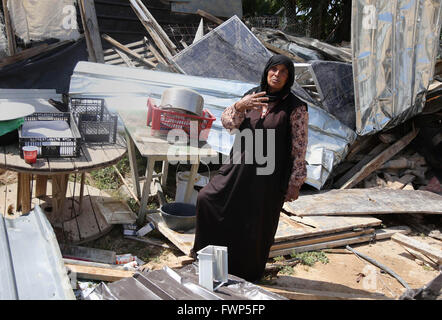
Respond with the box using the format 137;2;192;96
159;202;196;231
160;87;204;116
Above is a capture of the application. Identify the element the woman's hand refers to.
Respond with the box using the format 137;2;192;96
234;91;269;112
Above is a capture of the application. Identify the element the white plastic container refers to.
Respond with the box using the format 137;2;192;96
175;171;209;205
197;245;228;291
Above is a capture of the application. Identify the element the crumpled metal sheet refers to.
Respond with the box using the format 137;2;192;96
0;206;75;300
87;264;287;300
69;62;356;189
352;0;442;135
253;28;353;63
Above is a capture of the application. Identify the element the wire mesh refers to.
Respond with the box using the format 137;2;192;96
245;14;311;38
162;22;218;52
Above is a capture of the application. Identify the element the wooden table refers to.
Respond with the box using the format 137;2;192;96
0;136;127;242
118;107;218;226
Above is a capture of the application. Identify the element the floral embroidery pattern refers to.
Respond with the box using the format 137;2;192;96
221;103;245;132
286;104;308;200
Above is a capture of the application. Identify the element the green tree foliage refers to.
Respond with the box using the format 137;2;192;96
243;0;352;42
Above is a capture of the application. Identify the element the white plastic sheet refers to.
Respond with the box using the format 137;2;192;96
8;0;80;43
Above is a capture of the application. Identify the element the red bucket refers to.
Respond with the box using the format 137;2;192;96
23;146;38;164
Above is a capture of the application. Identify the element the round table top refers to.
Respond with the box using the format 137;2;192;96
0;135;127;175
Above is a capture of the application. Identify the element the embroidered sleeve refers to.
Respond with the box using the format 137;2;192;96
221;103;245;132
286;104;308;201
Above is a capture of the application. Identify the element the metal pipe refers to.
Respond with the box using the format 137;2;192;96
346;245;411;290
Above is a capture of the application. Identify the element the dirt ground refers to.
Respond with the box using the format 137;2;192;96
263;236;441;299
82;219;441;300
2;168;440;300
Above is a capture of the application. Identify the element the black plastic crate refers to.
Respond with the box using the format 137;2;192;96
69;98;118;143
19;112;81;158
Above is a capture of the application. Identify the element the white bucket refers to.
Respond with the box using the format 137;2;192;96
175;171;209;205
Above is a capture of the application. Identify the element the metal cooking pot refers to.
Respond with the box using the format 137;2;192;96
160;87;204;116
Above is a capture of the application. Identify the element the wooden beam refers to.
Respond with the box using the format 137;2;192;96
269;227;410;258
79;0;105;63
113;48;136;67
196;9;224;25
2;0;16;56
102;34;156;68
134;0;177;54
0;40;74;68
129;0;173;60
65;263;135;282
258;37;305;63
285;188;442;216
335;143;389;188
340;128;419;189
259;285;390;300
271;228;375;251
144;37;168;66
392;233;442;264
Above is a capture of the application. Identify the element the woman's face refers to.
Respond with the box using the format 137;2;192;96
266;64;289;93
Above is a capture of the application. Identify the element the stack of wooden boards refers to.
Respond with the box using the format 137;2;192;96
145;207;410;259
144;185;442;258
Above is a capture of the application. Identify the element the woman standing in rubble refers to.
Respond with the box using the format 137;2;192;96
191;55;309;282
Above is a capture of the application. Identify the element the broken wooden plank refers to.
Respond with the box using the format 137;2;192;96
64;263;134;282
258;37;305;63
129;0;173;59
104;46;154;61
340;128;419;189
113;48;136;67
196;9;224;25
102;34;156;68
392;233;442;264
134;0;177;54
63;258;132;271
2;0;16;56
0;40;72;68
271;228;375;251
345;135;377;162
60;244;116;264
335;143;389;188
144;37;168;65
269;226;411;258
276;212;382;242
79;0;104;63
284;189;442;216
103;39;147;54
260;285;391;300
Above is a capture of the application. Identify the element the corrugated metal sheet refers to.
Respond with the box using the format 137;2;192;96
69;61;356;189
87;265;286;300
0;206;75;300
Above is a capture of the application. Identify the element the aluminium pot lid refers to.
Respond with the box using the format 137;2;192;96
0;102;35;121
